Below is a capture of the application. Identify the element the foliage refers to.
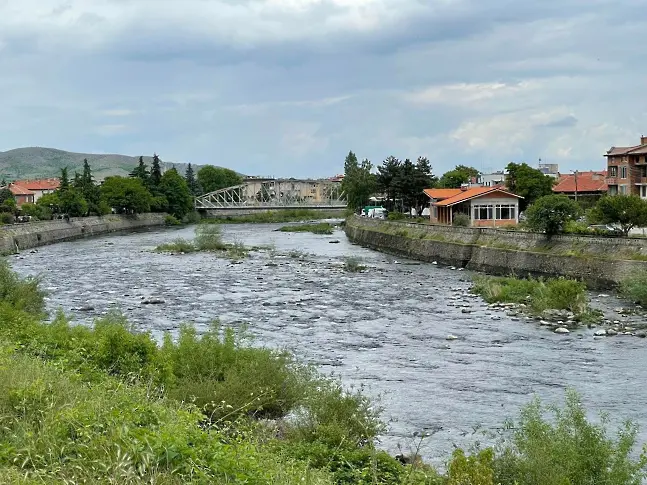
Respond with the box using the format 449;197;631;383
129;155;150;188
620;270;647;307
524;194;581;235
36;193;61;213
279;223;334;235
387;211;407;221
447;448;495;485
493;390;647;485
202;209;342;224
164;214;182;226
194;224;228;251
452;213;471;227
158;168;194;219
150;153;163;191
589;195;647;236
197;165;243;194
439;165;479;189
156;238;196;252
184;163;202;196
343;256;366;273
0;188;15;206
342;151;377;210
100;176;153;214
505;162;554;209
58;187;89;217
377;156;438;211
0;213;13;225
75;158;102;215
472;275;590;318
183;211;202;224
19;203;51;220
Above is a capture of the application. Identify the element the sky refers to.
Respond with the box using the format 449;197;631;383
1;0;646;178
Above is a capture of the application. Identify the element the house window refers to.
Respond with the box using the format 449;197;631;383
608;185;618;195
621;166;627;179
609;166;617;177
473;204;516;220
619;185;627;195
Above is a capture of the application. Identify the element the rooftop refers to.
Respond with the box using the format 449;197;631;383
553;171;608;194
8;184;35;196
12;178;60;190
424;186;522;207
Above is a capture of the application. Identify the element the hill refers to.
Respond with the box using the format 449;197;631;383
0;147;212;181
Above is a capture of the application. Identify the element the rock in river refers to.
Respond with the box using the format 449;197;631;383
142;299;165;305
594;329;607;336
554;327;570;334
446;334;459;341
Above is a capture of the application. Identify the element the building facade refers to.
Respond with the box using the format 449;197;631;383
10;179;60;203
605;136;647;198
424;187;522;227
553;171;608;201
476;171;506;187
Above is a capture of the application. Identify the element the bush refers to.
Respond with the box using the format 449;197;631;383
155;238;196;253
590;195;647;237
452;213;471;227
278;223;334;235
194;224;228;251
620;270;647;307
183;210;202;224
525;195;581;235
388;212;407;221
447;448;495;485
343;256;366;273
493;390;647;485
164;214;181;226
0;212;13;225
20;203;51;220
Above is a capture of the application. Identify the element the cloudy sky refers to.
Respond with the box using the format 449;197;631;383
1;0;646;177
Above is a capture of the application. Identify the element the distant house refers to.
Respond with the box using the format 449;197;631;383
604;135;647;198
423;186;523;227
7;184;35;207
10;179;60;203
553;171;608;200
477;171;506;187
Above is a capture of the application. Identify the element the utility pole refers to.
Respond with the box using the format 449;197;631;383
572;170;578;202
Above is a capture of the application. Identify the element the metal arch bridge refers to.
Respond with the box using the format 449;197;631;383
194;178;346;210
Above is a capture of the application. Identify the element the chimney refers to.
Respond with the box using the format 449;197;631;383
641;135;647;146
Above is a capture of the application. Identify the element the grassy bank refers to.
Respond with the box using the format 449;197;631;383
202;209;345;224
278;222;335;235
621;270;647;307
0;262;645;484
472;275;601;322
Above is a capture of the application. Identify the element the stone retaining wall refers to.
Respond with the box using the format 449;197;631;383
0;214;167;254
345;216;647;288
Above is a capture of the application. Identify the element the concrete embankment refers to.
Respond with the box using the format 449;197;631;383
345;215;647;288
0;214;167;254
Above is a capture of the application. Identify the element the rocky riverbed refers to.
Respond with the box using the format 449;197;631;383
9;222;647;465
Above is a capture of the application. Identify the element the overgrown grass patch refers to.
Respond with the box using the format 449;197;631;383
343;256;366;273
155;238;196;253
472;275;592;319
202;209;343;224
620;270;647;307
278;223;334;235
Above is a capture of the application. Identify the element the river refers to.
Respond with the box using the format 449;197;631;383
9;222;647;465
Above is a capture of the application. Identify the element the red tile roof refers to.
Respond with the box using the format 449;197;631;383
553;171;608;194
434;187;522;207
12;178;60;191
8;184;35;196
423;188;463;200
606;144;647;156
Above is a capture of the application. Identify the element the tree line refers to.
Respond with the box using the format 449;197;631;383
1;155;243;222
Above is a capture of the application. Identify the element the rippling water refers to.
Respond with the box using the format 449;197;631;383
9;223;647;464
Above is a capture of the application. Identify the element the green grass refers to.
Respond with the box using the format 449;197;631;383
278;223;334;235
343;256;366;273
202;209;343;224
620;270;647;307
471;275;594;319
155;238;197;253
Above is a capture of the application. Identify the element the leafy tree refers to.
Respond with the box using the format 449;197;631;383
20;202;51;220
197;166;243;194
0;188;14;205
37;193;61;214
130;156;150;187
505;162;554;209
439;165;479;188
59;188;89;217
159;168;194;219
341;151;376;210
525;195;581;236
150;154;163;191
100;176;152;214
589;195;647;237
184;163;202;196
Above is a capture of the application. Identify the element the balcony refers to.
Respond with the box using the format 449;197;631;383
635;177;647;185
606;177;618;185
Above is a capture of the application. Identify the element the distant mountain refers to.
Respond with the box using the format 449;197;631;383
0;147;215;181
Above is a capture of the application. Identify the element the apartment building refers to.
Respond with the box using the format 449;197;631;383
605;136;647;198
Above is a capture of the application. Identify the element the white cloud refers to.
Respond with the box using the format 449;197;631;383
403;81;541;106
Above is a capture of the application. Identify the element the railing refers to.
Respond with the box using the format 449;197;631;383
605;177;618;185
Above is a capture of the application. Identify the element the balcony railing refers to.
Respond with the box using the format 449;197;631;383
606;177;618;185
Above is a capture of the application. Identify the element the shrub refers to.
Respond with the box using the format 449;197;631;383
278;223;334;235
194;224;228;251
620;270;647;307
155;238;196;253
343;256;366;273
388;212;407;221
493;390;647;485
164;214;181;226
525;195;581;235
20;203;51;220
452;213;471;227
447;448;496;485
0;212;13;225
183;210;202;224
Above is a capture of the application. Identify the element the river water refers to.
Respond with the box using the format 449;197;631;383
9;223;647;464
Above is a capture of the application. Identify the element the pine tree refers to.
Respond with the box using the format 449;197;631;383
184;163;201;195
129;156;150;185
150;153;162;190
59;167;70;192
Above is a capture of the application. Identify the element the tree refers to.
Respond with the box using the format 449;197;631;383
184;163;202;196
59;167;70;192
590;195;647;237
159;168;194;219
59;189;89;217
100;176;153;214
525;194;581;236
79;159;101;214
341;151;376;210
150;154;163;190
197;166;243;194
376;156;401;210
130;156;150;187
439;165;479;188
37;193;61;215
0;188;14;205
505;163;554;209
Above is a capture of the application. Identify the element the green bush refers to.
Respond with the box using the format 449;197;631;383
183;211;202;224
388;212;406;221
0;212;13;225
447;448;495;485
155;238;196;253
164;214;181;226
620;270;647;307
525;195;581;235
343;256;366;273
20;203;51;220
202;209;341;224
452;213;471;227
279;223;334;235
194;224;228;251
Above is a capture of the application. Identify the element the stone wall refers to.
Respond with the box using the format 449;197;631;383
345;216;647;288
0;214;167;254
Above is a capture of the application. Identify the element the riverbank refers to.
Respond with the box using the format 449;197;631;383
345;215;647;288
0;213;166;254
202;208;346;223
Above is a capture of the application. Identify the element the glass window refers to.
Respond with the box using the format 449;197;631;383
609;166;617;177
621;166;627;179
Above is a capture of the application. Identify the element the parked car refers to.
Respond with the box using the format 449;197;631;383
588;224;624;236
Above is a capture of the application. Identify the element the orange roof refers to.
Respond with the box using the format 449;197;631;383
434;187;522;207
8;184;35;196
553;171;608;194
423;188;463;200
12;178;60;191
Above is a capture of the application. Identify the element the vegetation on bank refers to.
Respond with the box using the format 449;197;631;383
471;275;600;322
201;209;344;224
343;256;367;273
155;225;249;259
0;262;646;483
278;223;334;235
620;270;647;307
